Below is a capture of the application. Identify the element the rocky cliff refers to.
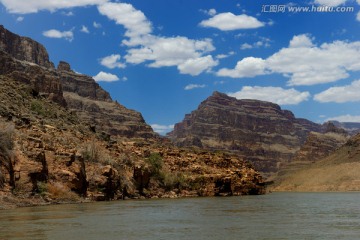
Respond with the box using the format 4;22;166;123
0;26;155;139
0;26;265;208
168;91;325;174
0;25;54;69
57;62;155;138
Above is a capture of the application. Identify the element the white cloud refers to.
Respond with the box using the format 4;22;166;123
93;71;120;82
184;84;206;90
178;55;218;76
199;12;264;31
100;54;126;69
98;2;152;38
62;11;74;16
228;86;310;105
216;52;235;59
314;80;360;103
80;25;89;33
93;21;102;28
326;114;360;123
125;35;215;71
98;2;217;76
217;34;360;86
16;16;24;22
217;57;267;78
240;38;271;50
200;8;217;16
0;0;107;14
43;29;74;41
357;11;360;22
240;43;253;50
151;124;174;135
314;0;347;7
289;34;314;48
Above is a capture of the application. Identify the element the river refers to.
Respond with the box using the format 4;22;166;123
1;192;360;239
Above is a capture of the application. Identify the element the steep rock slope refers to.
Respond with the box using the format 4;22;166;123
168;91;324;174
0;25;155;139
0;25;54;69
0;26;265;208
58;62;155;138
271;133;360;191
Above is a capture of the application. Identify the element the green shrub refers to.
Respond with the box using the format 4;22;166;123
161;171;188;191
0;124;15;188
30;100;46;116
146;153;163;177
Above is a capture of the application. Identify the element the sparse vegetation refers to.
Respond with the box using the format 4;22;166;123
47;182;79;201
145;153;189;191
30;99;46;116
81;140;102;163
0;124;15;189
146;153;163;178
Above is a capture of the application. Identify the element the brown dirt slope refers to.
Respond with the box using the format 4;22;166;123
271;134;360;192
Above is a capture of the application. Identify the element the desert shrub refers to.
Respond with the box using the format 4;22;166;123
145;153;163;177
30;100;46;116
47;182;79;201
36;181;48;196
145;153;189;191
161;171;188;191
0;124;15;188
81;141;101;163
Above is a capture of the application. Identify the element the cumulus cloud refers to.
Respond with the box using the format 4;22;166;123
151;124;174;135
98;2;217;76
93;71;120;82
80;25;89;33
240;43;253;50
217;34;360;86
43;29;74;41
178;55;218;76
326;114;360;123
228;86;310;105
0;0;107;14
314;0;347;7
184;84;206;90
314;80;360;103
289;34;314;48
100;54;126;69
98;2;152;39
199;12;264;31
217;57;267;78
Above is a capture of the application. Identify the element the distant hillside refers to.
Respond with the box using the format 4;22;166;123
168;91;346;176
271;134;360;192
330;121;360;135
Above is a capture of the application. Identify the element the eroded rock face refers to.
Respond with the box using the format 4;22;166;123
168;91;323;174
0;25;156;139
330;121;360;135
0;51;66;106
57;61;72;72
0;25;54;69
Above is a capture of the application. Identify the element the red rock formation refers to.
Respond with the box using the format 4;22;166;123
168;91;323;174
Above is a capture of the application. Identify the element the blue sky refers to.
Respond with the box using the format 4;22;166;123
1;0;360;134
